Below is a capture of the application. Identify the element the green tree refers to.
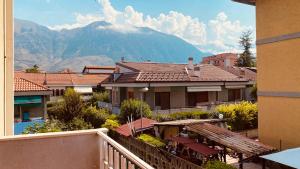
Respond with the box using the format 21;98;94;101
25;64;40;73
236;30;254;67
48;88;84;123
87;91;110;106
119;99;152;123
83;105;109;128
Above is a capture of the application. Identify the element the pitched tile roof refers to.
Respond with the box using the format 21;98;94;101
117;62;187;72
115;118;157;137
221;66;256;81
15;72;110;86
14;78;49;92
113;62;247;83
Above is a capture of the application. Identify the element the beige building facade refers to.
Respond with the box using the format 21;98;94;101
0;0;14;136
235;0;300;149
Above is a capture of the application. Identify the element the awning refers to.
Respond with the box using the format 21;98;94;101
261;148;300;168
187;86;222;92
185;142;219;157
169;137;196;144
73;86;93;93
225;85;246;89
14;96;42;105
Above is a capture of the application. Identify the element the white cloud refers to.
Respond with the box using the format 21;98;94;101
48;13;102;31
202;12;254;54
49;0;254;54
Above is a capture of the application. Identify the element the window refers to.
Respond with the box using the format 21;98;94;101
228;89;241;101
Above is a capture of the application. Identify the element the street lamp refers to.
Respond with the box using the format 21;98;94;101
139;87;149;131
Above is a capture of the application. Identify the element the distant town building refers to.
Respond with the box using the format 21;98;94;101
14;78;52;134
15;71;110;101
201;53;238;67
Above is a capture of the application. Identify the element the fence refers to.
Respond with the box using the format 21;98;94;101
113;133;203;169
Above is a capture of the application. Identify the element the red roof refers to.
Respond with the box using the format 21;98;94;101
15;72;109;86
221;66;256;81
14;78;49;92
112;62;247;83
115;118;157;137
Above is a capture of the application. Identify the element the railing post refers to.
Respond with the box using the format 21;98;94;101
99;129;108;169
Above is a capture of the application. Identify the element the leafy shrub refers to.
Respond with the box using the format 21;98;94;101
83;105;109;128
23;120;62;134
216;101;257;131
120;99;152;123
204;161;236;169
138;134;166;148
154;110;209;122
87;91;110;106
102;119;120;130
48;88;84;123
64;118;93;131
47;89;109;131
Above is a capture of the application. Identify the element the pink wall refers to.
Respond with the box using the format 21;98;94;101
0;131;100;169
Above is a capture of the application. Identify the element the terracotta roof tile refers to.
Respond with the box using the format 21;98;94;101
14;78;49;92
15;72;109;86
114;62;247;83
221;66;256;81
115;118;157;137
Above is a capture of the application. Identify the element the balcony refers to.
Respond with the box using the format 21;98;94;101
0;128;154;169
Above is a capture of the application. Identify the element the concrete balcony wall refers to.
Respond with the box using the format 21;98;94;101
0;129;153;169
0;130;101;169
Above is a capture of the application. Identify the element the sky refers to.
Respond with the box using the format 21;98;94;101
14;0;256;54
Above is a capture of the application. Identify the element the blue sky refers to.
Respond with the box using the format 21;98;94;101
14;0;255;54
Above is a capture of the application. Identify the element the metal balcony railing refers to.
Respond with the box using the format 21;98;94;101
98;129;154;169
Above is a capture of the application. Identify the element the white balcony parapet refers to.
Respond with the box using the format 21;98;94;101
98;129;154;169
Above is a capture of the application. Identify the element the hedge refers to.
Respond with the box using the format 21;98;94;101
215;101;257;131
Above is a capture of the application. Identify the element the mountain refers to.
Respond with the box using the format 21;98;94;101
14;19;211;71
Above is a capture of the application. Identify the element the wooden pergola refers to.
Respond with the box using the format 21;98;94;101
186;123;276;169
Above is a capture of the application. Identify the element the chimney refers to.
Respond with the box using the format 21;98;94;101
187;57;194;70
121;57;125;62
224;58;230;68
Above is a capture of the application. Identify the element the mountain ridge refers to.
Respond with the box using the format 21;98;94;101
14;18;211;72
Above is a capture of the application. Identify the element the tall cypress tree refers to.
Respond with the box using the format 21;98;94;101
236;31;254;67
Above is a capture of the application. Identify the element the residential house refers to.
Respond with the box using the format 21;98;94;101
202;53;238;67
234;0;300;150
202;53;257;101
102;58;253;111
15;71;110;101
14;78;52;134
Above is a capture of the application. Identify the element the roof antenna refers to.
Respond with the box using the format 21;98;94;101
43;73;47;85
